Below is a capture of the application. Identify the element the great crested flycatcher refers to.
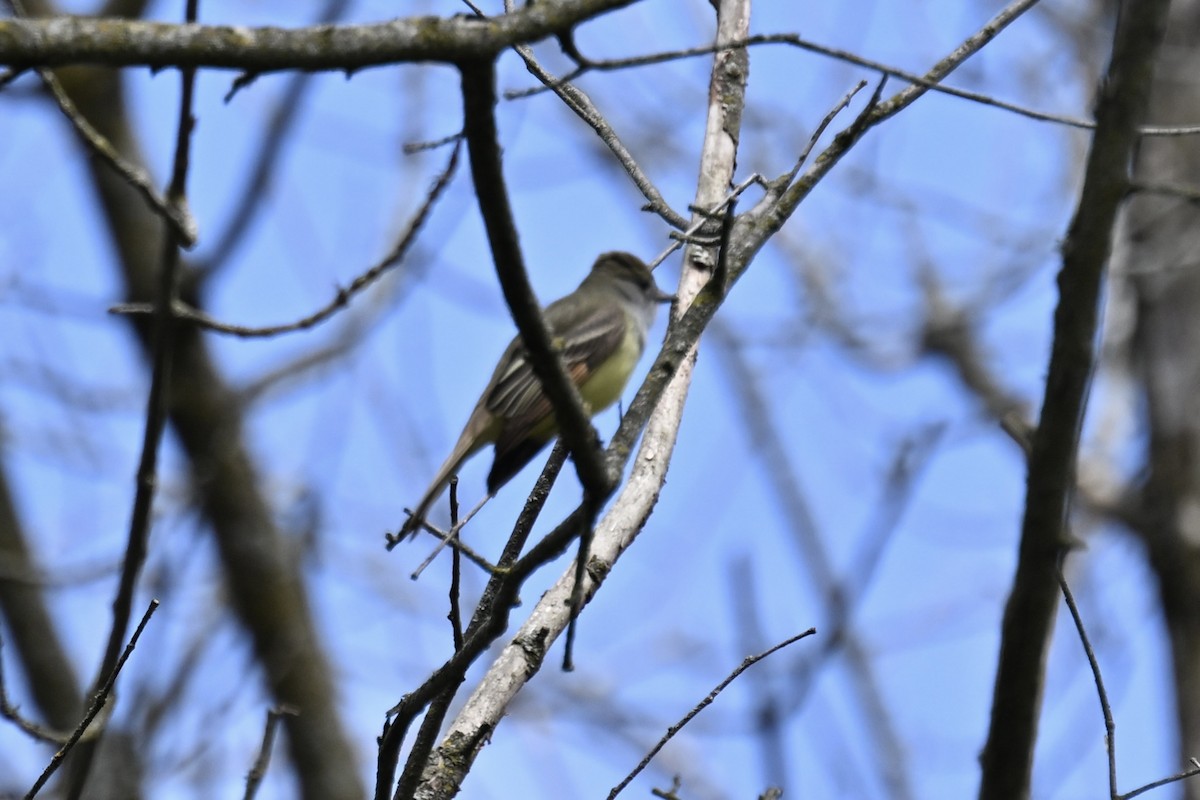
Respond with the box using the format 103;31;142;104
399;251;673;539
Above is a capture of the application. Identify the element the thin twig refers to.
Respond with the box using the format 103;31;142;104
401;491;493;568
25;600;159;800
1058;565;1117;798
496;0;687;229
243;705;298;800
0;636;67;745
728;558;790;789
110;141;462;337
403;131;463;154
35;68;196;246
607;628;816;799
1122;759;1200;800
561;496;601;672
506;32;1200;137
405;514;497;576
785;80;868;183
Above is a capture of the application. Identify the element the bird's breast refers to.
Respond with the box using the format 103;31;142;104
578;322;644;414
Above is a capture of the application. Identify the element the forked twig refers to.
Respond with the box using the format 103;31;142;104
110;141;461;338
408;494;494;579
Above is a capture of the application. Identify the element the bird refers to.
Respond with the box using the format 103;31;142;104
397;251;673;541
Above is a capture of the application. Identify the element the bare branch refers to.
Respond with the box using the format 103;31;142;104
25;600;159;799
607;628;817;799
1122;760;1200;800
0;636;68;745
110;141;461;338
37;67;197;246
979;2;1173;798
458;57;611;501
243;706;298;800
1057;567;1116;798
0;1;640;71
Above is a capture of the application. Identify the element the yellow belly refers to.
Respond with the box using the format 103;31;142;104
579;323;643;413
524;322;642;443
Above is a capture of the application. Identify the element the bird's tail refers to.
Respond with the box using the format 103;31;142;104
398;432;477;541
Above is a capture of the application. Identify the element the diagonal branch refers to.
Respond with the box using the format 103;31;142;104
458;57;612;500
608;628;817;799
978;2;1173;798
498;0;687;230
26;600;158;799
36;67;197;245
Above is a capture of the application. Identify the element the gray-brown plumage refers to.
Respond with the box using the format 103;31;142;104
399;252;672;539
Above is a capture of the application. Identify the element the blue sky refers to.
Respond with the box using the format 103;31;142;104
0;1;1181;798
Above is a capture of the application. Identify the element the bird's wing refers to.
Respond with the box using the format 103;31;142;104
485;300;628;452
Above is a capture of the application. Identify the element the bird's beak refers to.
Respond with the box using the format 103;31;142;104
654;288;677;304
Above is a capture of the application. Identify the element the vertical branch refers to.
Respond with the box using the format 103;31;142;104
978;3;1171;798
448;479;464;651
243;706;298;800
